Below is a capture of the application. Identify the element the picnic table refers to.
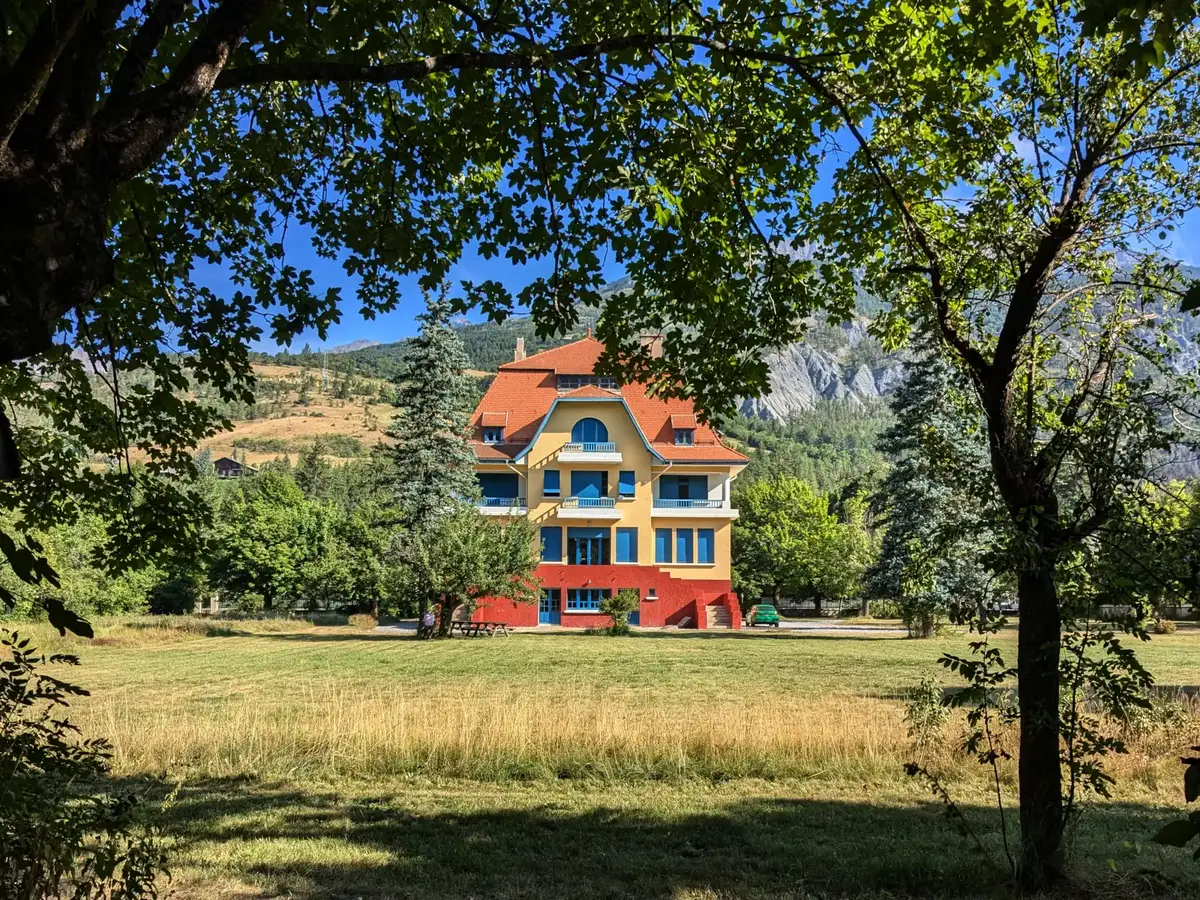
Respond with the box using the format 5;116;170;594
447;606;510;636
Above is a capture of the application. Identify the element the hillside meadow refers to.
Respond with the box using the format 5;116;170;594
12;617;1200;898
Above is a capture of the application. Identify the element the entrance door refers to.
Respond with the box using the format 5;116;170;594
628;609;640;626
539;589;562;625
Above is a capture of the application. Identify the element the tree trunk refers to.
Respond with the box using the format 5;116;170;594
1016;561;1064;890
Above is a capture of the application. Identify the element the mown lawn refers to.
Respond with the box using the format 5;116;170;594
14;618;1200;898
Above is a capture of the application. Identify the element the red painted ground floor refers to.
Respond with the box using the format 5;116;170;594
471;564;741;629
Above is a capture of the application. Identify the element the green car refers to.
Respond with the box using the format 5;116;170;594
745;604;781;627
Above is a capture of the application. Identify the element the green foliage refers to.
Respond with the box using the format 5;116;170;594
393;508;539;636
905;674;951;750
601;589;642;635
147;571;204;616
732;474;875;612
867;350;997;638
0;630;167;899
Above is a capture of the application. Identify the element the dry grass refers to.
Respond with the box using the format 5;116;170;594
15;617;1200;794
12;617;1200;897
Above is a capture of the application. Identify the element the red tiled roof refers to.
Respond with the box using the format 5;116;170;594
499;337;605;373
470;337;748;464
480;412;509;427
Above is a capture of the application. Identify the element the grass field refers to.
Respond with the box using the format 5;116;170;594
14;618;1200;898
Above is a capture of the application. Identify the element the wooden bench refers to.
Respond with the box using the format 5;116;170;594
447;606;510;637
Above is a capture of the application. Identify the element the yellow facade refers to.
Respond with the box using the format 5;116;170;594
476;398;742;580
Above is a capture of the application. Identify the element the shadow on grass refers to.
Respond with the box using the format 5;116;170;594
115;776;1194;900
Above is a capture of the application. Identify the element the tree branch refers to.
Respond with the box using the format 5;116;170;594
107;0;188;103
0;0;91;148
210;33;831;89
100;0;271;179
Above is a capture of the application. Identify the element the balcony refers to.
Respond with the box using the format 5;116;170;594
475;496;528;516
558;495;622;519
651;498;739;519
558;441;622;463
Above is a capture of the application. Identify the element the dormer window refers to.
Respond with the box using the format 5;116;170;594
480;412;508;444
674;429;695;446
558;374;618;391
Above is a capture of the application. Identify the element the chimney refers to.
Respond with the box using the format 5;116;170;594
640;334;664;359
514;337;526;362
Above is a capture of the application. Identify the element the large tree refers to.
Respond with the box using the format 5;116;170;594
868;350;997;637
811;6;1200;886
376;292;479;620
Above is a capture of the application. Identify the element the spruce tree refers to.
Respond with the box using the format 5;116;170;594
868;350;995;637
379;293;480;620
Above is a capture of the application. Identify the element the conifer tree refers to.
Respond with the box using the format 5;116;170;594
868;351;996;637
379;292;480;620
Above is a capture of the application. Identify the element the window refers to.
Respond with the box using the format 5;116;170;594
618;470;636;498
616;528;638;563
558;375;618;390
478;472;519;499
567;527;610;565
571;417;609;444
676;528;694;564
540;527;562;562
674;428;695;446
482;427;504;444
543;469;560;497
569;470;607;498
697;529;715;564
539;589;561;613
659;474;707;500
655;528;672;564
566;588;611;611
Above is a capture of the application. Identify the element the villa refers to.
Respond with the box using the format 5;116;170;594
468;336;747;629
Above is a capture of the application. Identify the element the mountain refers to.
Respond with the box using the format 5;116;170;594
329;339;381;354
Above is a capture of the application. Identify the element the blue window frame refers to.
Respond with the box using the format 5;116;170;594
540;526;563;562
615;528;638;563
567;527;610;565
482;427;504;443
674;428;695;446
618;470;636;498
659;475;707;500
676;528;694;564
543;469;560;497
478;472;519;499
571;417;609;443
655;528;672;564
570;470;607;498
567;588;610;611
697;529;715;564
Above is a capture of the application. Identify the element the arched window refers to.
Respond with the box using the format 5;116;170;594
571;417;608;444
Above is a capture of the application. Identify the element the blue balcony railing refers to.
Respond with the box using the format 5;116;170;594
476;496;527;509
653;498;723;509
561;442;617;453
561;496;617;509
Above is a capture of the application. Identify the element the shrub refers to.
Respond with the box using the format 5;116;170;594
0;630;168;899
869;599;902;619
348;613;378;630
600;589;641;635
1154;616;1177;635
233;592;265;615
905;674;950;750
147;572;203;615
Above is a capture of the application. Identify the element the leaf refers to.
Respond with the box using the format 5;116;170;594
1151;819;1199;847
43;598;94;639
1180;280;1200;313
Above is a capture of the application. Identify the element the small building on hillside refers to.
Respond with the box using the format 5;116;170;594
467;336;747;630
213;456;257;479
